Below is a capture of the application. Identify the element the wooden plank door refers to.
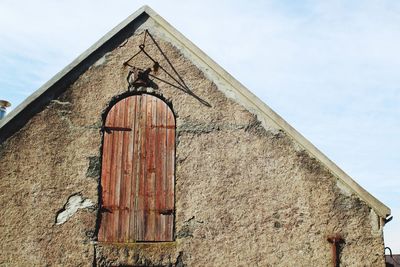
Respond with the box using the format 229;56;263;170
98;94;175;242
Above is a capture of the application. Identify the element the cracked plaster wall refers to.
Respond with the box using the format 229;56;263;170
0;21;385;266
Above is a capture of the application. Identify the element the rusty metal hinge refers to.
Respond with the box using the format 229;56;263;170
159;209;174;215
101;126;132;133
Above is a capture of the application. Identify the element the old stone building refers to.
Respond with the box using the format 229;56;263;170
0;6;391;267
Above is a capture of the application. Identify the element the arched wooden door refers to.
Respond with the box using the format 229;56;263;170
98;94;175;242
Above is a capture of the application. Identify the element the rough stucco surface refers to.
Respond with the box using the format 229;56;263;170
0;18;385;266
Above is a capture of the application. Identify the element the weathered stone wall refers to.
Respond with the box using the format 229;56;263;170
0;18;385;266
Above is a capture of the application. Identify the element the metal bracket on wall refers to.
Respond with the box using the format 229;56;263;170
123;29;211;107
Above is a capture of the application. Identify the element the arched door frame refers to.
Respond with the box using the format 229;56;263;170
98;93;176;243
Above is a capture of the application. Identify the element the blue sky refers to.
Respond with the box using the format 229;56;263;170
1;0;399;252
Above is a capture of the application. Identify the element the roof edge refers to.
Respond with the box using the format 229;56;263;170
0;5;390;218
143;6;391;218
0;6;150;139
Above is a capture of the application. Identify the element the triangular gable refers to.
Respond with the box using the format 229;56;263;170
0;5;390;218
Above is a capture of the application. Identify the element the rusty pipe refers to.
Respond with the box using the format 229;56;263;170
327;234;344;267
